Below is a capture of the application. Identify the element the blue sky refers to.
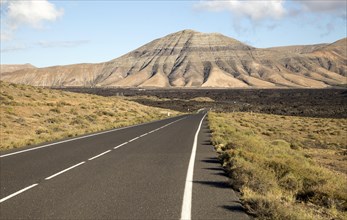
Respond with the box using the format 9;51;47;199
1;0;346;67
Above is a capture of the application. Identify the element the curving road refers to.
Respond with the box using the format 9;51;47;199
0;112;249;220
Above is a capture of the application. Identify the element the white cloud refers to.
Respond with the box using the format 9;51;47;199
196;0;286;21
297;0;347;14
37;40;90;48
1;40;90;53
6;0;64;29
289;1;347;37
1;43;29;53
1;0;63;41
195;0;286;36
195;0;346;37
0;31;12;41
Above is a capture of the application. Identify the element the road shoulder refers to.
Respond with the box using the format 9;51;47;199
192;117;250;219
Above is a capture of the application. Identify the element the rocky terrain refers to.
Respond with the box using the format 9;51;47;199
1;30;346;88
58;87;347;118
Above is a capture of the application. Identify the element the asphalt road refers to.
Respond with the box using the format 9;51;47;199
0;112;249;219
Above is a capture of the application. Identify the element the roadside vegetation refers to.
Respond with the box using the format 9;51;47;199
0;81;180;150
208;112;347;219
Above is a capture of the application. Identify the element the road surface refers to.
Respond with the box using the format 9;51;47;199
0;112;249;219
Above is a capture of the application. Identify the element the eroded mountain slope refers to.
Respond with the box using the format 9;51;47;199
2;30;346;88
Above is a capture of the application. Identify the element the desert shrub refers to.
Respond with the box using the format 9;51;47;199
69;108;78;115
14;117;26;125
70;116;88;125
84;114;97;122
0;93;17;105
0;81;181;151
0;122;8;128
208;112;347;220
96;110;115;117
45;118;61;124
57;101;71;107
35;128;48;135
32;113;42;117
50;108;61;113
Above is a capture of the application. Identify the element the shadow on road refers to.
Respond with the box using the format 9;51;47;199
220;204;247;213
201;158;220;164
193;180;230;189
214;172;229;177
201;140;212;146
203;167;224;171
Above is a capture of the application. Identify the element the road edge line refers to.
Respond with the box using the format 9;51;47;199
180;113;206;220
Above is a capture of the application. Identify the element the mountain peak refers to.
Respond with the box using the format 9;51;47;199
179;29;198;34
166;29;199;37
1;31;346;88
154;29;250;49
171;29;231;37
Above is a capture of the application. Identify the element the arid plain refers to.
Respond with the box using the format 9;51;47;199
1;30;346;220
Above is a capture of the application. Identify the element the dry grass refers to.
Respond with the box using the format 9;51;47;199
189;97;215;102
0;81;180;150
209;112;347;220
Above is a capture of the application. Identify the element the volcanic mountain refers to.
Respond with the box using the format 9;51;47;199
1;30;346;88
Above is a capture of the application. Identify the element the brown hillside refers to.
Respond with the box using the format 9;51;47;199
0;64;36;75
1;30;346;88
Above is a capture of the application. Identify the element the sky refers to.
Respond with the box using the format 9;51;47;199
1;0;346;68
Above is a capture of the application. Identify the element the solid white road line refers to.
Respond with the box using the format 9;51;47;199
0;183;38;203
88;150;112;161
180;114;206;220
0;116;186;158
45;161;85;180
0;116;190;203
114;142;128;149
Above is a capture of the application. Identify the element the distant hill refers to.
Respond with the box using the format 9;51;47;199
1;30;346;88
0;64;36;75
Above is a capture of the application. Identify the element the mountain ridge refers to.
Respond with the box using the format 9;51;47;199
1;30;346;88
0;64;36;75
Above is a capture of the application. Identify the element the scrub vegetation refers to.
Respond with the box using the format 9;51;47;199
0;81;179;150
208;112;347;219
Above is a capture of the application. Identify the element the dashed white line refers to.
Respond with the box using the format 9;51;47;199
114;142;128;149
0;183;38;203
45;161;85;180
180;114;206;220
0;116;186;158
0;126;134;158
88;150;112;161
128;137;140;142
0;116;189;204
